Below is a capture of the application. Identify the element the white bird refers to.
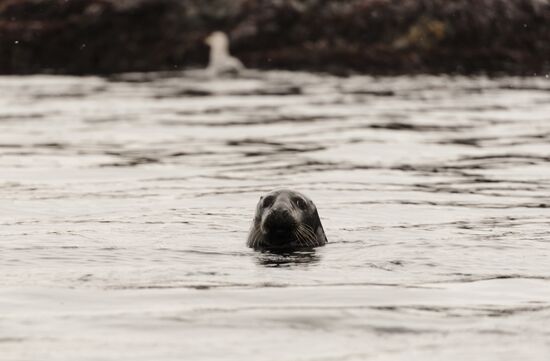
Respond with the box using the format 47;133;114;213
204;31;244;76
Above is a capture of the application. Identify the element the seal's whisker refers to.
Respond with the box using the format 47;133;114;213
305;226;317;247
292;229;302;246
302;224;315;236
297;225;314;248
297;227;310;248
249;227;262;249
301;225;317;246
299;227;310;246
247;228;255;247
298;229;311;248
294;230;305;248
255;230;263;249
306;230;318;245
304;228;315;248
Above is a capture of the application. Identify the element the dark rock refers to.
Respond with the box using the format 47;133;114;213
0;0;548;75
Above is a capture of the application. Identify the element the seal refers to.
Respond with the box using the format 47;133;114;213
247;189;328;251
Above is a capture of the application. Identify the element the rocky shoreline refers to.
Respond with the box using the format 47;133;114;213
0;0;548;75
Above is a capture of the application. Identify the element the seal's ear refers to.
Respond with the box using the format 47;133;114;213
313;208;328;244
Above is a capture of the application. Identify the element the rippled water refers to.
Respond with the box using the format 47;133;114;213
1;71;550;360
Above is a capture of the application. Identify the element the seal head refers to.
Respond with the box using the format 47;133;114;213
247;189;328;250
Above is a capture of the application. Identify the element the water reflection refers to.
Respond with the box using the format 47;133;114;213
255;249;321;268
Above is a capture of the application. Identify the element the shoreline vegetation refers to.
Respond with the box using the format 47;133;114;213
0;0;548;76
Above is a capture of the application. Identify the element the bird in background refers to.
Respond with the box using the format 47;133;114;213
204;31;244;76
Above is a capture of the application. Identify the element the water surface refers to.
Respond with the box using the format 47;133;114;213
1;71;550;360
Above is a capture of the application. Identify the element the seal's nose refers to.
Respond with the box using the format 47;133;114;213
264;207;295;233
274;207;291;217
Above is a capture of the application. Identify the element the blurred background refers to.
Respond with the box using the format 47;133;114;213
0;0;549;75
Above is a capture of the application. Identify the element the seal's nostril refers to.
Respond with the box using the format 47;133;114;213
273;208;292;221
280;209;291;216
264;207;294;233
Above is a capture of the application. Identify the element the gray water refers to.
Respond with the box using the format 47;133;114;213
1;71;550;360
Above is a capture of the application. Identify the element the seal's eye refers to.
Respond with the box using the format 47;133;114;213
262;196;275;208
294;197;307;210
